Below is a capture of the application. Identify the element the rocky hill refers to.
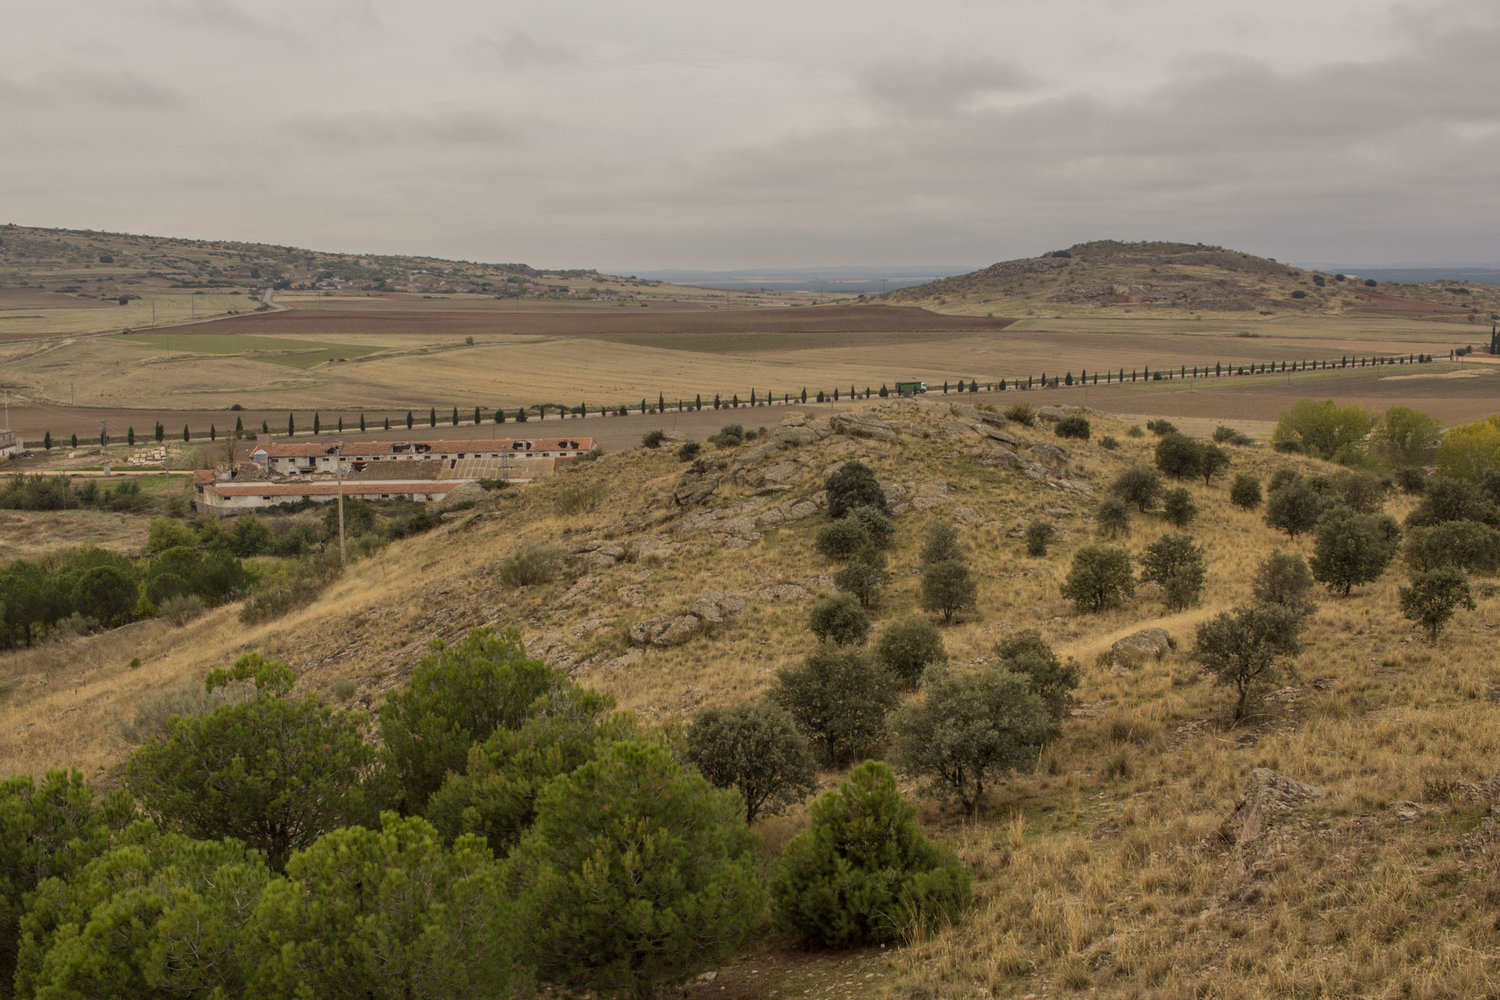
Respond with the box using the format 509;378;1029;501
884;239;1500;319
0;223;614;297
3;397;1498;997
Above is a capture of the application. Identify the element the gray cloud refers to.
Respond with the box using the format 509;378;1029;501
861;55;1033;115
471;30;575;70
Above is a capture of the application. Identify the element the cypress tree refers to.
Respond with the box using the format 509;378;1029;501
313;412;320;435
429;407;437;428
128;427;136;445
235;416;243;439
288;413;295;436
359;414;366;432
210;425;216;441
43;431;51;450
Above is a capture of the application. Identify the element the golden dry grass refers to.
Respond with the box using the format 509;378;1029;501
4;397;1500;997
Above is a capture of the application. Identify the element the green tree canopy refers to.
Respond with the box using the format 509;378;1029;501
685;703;817;823
1309;508;1401;596
1192;604;1303;722
423;684;633;855
246;814;531;1000
1061;545;1134;612
769;761;970;946
825;461;888;519
124;691;376;871
16;827;272;1000
1376;406;1445;466
0;770;133;990
379;627;568;813
1399;566;1476;642
1139;533;1207;610
874;614;948;689
920;559;978;623
1272;399;1378;461
893;666;1054;816
510;741;762;1000
773;643;898;767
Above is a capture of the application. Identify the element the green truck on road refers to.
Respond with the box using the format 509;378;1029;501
894;381;928;396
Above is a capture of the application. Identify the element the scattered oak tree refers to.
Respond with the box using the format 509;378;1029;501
1192;604;1303;723
1139;533;1207;610
685;703;817;824
1309;508;1401;596
1061;545;1134;612
773;643;898;767
874;615;948;689
1399;566;1475;642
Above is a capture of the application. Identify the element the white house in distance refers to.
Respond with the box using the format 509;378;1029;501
0;429;19;461
197;435;595;515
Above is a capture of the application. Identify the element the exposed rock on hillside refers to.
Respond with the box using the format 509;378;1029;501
1221;768;1326;850
1101;627;1176;672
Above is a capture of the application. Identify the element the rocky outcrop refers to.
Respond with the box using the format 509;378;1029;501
627;590;747;647
1100;627;1175;671
829;411;897;442
1220;769;1325;848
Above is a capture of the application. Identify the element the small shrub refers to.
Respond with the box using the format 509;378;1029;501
1096;498;1131;538
1161;487;1197;527
1055;415;1090;440
677;441;701;462
1147;419;1178;437
553;480;605;515
1099;435;1119;450
158;593;205;627
1024;519;1055;556
1230;475;1263;510
809;593;871;646
920;560;977;623
770;762;970;946
919;521;961;564
641;429;666;449
1061;546;1134;612
815;517;870;561
498;545;562;588
874;615;948;689
1127;425;1144;438
708;424;745;447
1004;403;1037;427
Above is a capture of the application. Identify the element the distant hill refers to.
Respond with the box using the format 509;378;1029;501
0;224;607;298
883;239;1500;321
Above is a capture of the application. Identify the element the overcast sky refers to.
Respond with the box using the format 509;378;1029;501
3;0;1497;271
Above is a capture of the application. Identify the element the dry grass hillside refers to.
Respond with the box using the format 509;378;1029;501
3;397;1499;997
886;239;1500;322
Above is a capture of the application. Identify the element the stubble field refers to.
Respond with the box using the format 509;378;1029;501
0;297;1492;448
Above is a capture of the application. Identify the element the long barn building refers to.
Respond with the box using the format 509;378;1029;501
196;435;593;515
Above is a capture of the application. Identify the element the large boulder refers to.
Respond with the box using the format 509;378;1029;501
829;411;898;442
1220;768;1326;848
1100;627;1175;671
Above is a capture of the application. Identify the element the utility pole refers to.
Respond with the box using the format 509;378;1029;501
335;442;346;567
